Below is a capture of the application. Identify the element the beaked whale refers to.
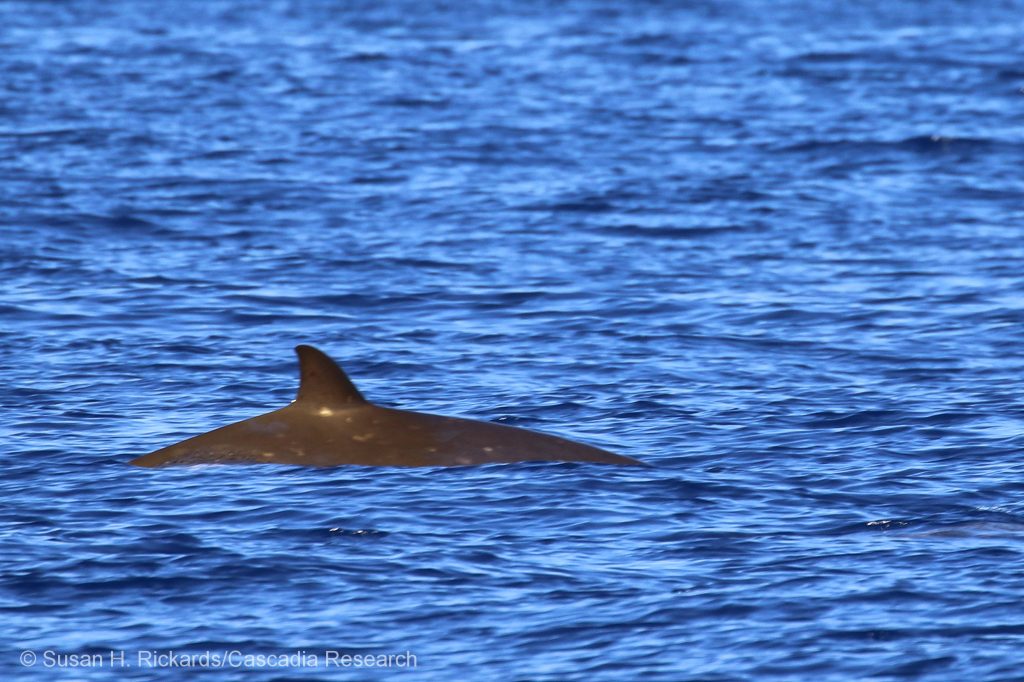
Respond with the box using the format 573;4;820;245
130;345;644;468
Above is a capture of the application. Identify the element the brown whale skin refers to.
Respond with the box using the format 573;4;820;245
130;345;645;468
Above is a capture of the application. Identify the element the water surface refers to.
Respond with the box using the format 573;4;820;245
3;0;1024;679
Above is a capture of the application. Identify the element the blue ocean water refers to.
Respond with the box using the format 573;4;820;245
3;0;1024;678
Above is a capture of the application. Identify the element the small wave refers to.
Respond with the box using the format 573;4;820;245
777;135;1004;157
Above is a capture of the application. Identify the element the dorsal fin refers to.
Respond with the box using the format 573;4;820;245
294;345;367;407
